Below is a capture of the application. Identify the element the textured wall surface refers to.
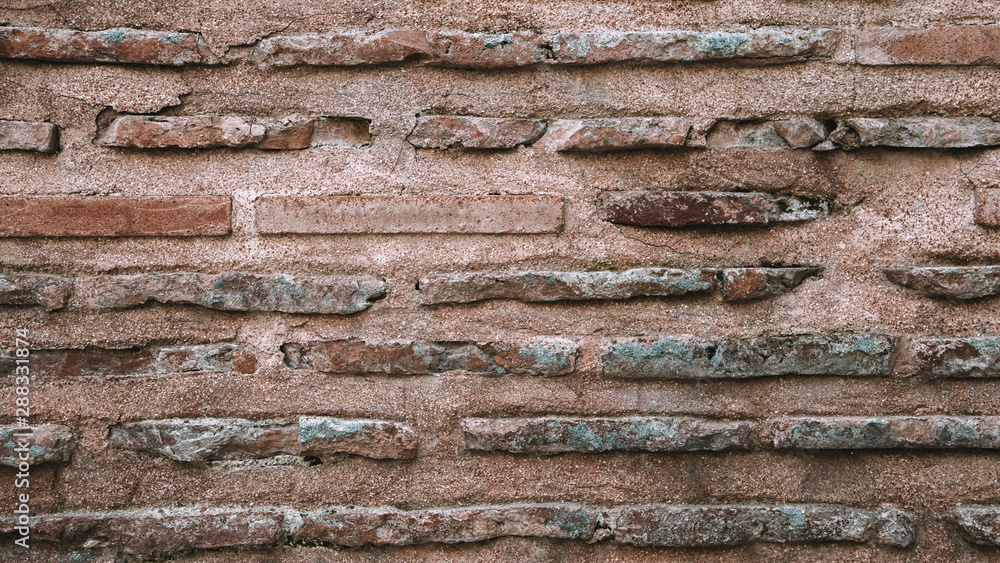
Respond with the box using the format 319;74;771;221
4;0;1000;561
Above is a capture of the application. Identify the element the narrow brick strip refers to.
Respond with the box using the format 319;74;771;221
601;333;895;379
883;266;1000;300
281;337;578;376
0;120;58;152
461;417;756;453
0;26;221;65
256;195;564;234
407;116;546;149
0;343;255;378
0;274;72;311
856;26;1000;66
829;117;1000;150
419;268;718;304
0;196;230;237
952;507;1000;546
597;191;829;227
900;337;1000;378
720;267;821;301
110;417;417;461
540;117;690;152
0;424;73;466
770;416;1000;449
83;272;385;314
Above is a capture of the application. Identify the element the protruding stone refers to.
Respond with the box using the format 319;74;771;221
596;191;829;227
541;118;690;152
706;121;790;150
0;343;255;378
974;188;1000;227
85;272;386;314
0;424;74;466
462;417;756;454
773;118;828;148
601;333;895;379
884;266;1000;300
427;31;548;68
419;268;718;304
0;274;72;310
771;416;1000;449
282;338;578;376
900;337;1000;378
407;116;546;149
952;506;1000;546
720;267;821;301
0;26;221;65
831;118;1000;149
0;120;58;152
298;417;418;460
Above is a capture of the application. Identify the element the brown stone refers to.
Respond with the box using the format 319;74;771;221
255;195;564;234
0;274;72;310
298;417;418;460
900;337;1000;378
0;343;252;378
884;266;1000;299
975;188;1000;226
0;424;74;466
596;191;829;227
256;115;315;150
541;118;690;152
831;117;1000;149
256;30;431;67
84;272;386;314
706;121;790;150
773;118;829;148
99;115;265;149
426;32;548;68
408;116;547;149
419;268;718;304
0;120;58;152
0;196;230;237
720;267;821;301
856;26;1000;66
0;26;220;65
281;337;578;376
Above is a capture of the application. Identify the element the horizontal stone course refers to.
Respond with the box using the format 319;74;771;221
884;266;1000;300
0;196;231;237
255;195;564;234
901;337;1000;378
720;267;821;301
770;416;1000;450
110;416;417;461
407;116;546;149
0;26;221;65
0;274;72;310
0;343;255;377
540;117;690;152
0;120;58;152
596;191;829;228
0;424;74;466
282;337;577;376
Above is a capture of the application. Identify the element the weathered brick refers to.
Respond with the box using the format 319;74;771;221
19;508;284;555
0;274;72;311
462;417;756;454
773;118;829;148
419;268;717;304
0;120;58;152
427;31;548;68
0;26;220;65
407;116;546;149
255;195;564;234
611;505;913;548
257;30;431;66
856;26;1000;66
0;196;230;237
720;267;821;301
541;118;690;152
111;416;417;461
296;504;599;546
282;337;578;376
601;333;895;379
951;507;1000;546
596;191;829;227
0;424;74;466
84;272;385;314
974;188;1000;227
829;117;1000;150
900;337;1000;378
0;343;254;378
770;416;1000;449
551;28;839;64
883;266;1000;300
706;121;790;150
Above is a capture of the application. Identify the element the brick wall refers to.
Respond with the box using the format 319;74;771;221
2;1;1000;561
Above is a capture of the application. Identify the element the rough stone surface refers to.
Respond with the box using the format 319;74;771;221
256;195;564;234
770;416;1000;449
256;30;432;66
298;417;418;460
541;118;690;152
0;196;230;237
856;26;1000;66
407;116;546;149
611;505;914;548
601;333;895;379
419;268;718;304
0;424;74;466
974;188;1000;227
551;28;839;64
951;507;1000;546
84;272;386;314
596;191;829;228
0;343;255;378
773;118;829;148
706;121;790;150
461;417;757;454
0;274;72;310
282;338;578;376
720;267;821;301
0;26;220;65
297;504;599;546
884;266;1000;300
427;32;549;68
900;337;1000;378
0;119;58;152
830;117;1000;149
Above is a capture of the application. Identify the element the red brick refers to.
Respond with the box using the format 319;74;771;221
0;196;230;237
0;343;254;378
540;118;690;152
407;116;546;149
0;26;220;65
426;32;548;68
255;195;564;234
720;267;821;301
856;26;1000;66
0;119;58;152
256;30;431;67
975;188;1000;226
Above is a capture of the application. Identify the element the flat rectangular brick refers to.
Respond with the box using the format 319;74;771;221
407;116;546;149
0;120;58;152
0;196;230;237
901;337;1000;378
856;26;1000;66
830;117;1000;150
770;416;1000;449
539;117;690;152
255;195;564;234
0;274;72;310
884;266;1000;300
0;424;74;466
0;26;220;65
0;343;255;378
597;191;829;227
